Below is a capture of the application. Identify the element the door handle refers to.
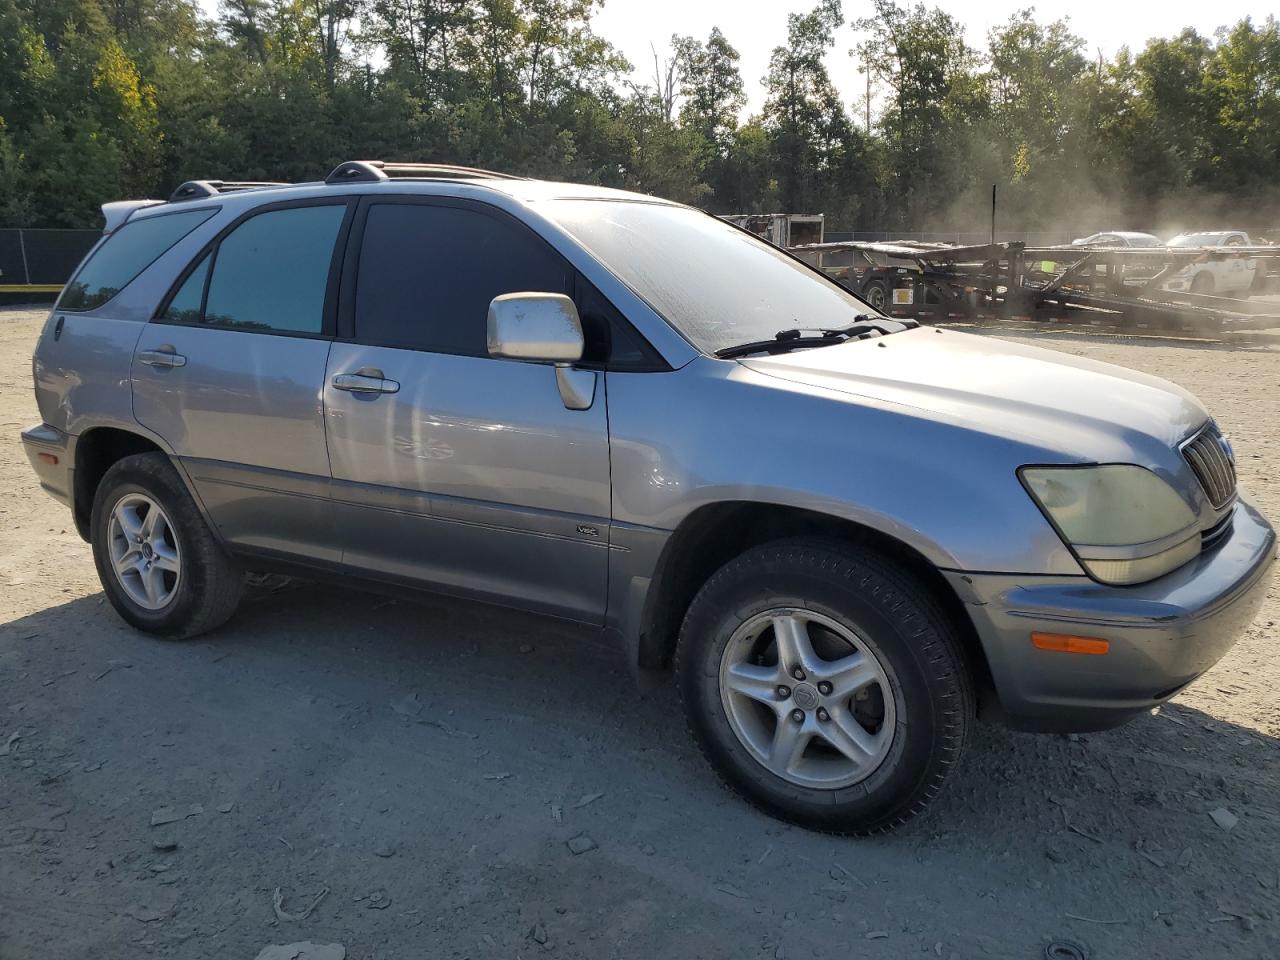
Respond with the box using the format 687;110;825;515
332;372;400;395
138;348;187;368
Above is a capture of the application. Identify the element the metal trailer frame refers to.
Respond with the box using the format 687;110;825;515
791;239;1280;335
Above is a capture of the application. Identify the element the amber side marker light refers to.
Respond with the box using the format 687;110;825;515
37;452;58;465
1031;632;1110;655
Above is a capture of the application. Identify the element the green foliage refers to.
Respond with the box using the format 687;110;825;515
0;0;1277;233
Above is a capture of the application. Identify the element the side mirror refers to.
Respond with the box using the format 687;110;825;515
487;293;584;364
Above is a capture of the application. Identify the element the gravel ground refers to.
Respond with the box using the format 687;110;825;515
1;305;1277;960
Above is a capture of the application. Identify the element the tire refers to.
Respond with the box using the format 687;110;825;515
91;452;242;639
675;538;973;835
1189;272;1214;295
862;280;888;311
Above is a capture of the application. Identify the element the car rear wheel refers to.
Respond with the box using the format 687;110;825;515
675;538;973;834
91;452;243;639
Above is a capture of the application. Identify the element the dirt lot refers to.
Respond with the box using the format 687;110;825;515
1;304;1277;960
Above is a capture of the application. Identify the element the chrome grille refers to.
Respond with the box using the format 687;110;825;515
1182;423;1236;509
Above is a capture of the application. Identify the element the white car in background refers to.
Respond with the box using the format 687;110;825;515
1164;231;1257;296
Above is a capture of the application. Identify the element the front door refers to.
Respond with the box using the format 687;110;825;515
132;200;352;565
323;198;611;622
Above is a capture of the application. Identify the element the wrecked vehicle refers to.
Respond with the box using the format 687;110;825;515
23;162;1276;833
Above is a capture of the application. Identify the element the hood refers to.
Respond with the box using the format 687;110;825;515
740;327;1208;462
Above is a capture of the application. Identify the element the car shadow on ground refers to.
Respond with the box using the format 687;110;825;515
3;580;1278;958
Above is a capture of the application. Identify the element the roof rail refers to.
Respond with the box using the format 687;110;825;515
169;180;288;203
324;160;524;185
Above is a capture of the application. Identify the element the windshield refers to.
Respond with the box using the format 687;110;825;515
1168;233;1221;247
544;200;886;354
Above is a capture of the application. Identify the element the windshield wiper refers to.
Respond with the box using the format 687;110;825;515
714;315;908;360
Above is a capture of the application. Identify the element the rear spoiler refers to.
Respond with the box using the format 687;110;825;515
101;199;164;234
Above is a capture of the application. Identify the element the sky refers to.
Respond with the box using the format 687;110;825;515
196;0;1269;117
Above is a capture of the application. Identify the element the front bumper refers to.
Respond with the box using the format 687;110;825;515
947;494;1276;732
21;423;74;508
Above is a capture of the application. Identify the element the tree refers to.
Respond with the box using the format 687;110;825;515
0;0;1278;236
762;0;847;211
988;12;1087;181
672;27;744;155
855;0;987;226
1200;17;1280;194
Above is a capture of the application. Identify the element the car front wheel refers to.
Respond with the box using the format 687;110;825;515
91;452;243;639
676;538;973;834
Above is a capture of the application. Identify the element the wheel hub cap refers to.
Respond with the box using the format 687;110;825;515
718;608;898;790
791;682;820;711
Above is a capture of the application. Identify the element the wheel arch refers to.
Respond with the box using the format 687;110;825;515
72;427;168;541
1189;270;1215;293
633;501;994;710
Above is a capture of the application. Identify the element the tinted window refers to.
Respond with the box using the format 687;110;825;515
203;205;345;333
60;209;214;311
355;203;571;355
162;254;209;324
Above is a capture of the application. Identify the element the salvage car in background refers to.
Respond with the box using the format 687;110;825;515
1163;231;1257;296
1070;231;1161;247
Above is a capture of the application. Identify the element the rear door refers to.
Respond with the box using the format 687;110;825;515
132;199;353;565
323;198;612;622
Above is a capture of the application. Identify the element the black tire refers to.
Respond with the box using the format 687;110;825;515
1189;272;1214;294
862;280;888;311
675;538;973;835
91;452;243;639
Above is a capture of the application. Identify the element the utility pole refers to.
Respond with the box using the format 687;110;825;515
991;184;997;244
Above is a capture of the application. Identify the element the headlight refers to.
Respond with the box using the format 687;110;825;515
1021;465;1200;585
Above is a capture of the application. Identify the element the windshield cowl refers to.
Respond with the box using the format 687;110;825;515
713;318;915;360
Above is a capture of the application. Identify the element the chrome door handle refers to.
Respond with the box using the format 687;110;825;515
138;349;187;368
332;373;400;395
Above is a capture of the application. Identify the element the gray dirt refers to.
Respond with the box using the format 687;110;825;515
1;306;1277;959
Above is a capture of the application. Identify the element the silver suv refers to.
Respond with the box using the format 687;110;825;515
22;162;1276;834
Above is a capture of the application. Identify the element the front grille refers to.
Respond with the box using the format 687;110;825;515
1182;423;1237;509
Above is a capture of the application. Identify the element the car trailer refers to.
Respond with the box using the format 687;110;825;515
791;239;1280;336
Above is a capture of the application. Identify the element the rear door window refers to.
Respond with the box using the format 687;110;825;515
353;202;572;356
157;203;348;335
59;209;215;311
161;254;209;324
202;205;346;334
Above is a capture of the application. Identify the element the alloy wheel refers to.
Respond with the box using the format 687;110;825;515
107;493;182;610
718;608;898;789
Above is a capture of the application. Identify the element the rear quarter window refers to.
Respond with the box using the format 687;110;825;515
59;209;215;312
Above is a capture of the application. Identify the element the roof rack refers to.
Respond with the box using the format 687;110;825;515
325;160;525;185
169;180;288;203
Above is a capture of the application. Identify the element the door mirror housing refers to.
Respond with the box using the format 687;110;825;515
487;293;584;364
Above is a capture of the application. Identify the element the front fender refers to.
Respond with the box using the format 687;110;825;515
605;360;1082;577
